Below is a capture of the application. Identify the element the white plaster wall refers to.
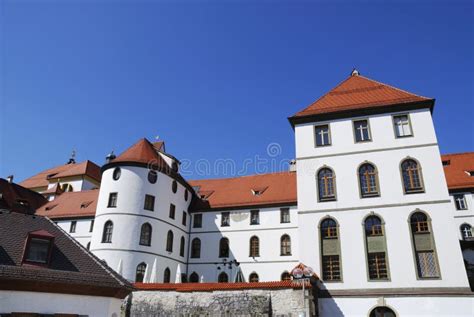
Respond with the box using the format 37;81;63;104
90;165;191;282
295;109;437;159
188;206;299;282
56;218;94;248
298;202;469;290
320;296;474;317
0;290;123;317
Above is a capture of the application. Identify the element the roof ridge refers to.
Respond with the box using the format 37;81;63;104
357;75;432;100
293;75;353;116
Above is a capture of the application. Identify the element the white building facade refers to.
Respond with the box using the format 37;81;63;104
27;71;473;316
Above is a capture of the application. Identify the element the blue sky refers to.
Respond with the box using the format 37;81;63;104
1;0;473;181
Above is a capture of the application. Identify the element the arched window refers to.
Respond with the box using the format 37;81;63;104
369;306;396;317
318;168;336;201
166;230;174;252
139;223;152;246
460;224;472;240
280;234;291;256
148;170;158;184
191;238;201;258
281;271;291;281
180;236;185;257
249;236;259;257
102;220;113;243
409;211;440;278
219;238;229;258
172;180;178;193
320;217;341;281
112;167;121;181
249;272;259;283
359;163;379;197
135;262;146;283
218;272;228;283
189;272;199;283
401;159;424;193
163;267;171;283
364;215;389;280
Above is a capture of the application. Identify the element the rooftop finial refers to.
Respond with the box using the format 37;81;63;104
67;150;76;164
351;68;360;76
106;150;116;163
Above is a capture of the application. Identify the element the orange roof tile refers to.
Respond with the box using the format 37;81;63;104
442;152;474;191
134;280;309;292
36;190;98;219
189;171;297;211
290;74;433;121
112;138;168;168
20;160;101;189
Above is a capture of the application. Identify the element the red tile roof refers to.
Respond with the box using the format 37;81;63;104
36;190;99;219
112;138;168;168
442;152;474;191
0;179;48;213
134;280;310;292
189;171;297;211
291;74;433;120
20;160;101;189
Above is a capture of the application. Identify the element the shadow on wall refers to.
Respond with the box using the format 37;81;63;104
317;282;344;317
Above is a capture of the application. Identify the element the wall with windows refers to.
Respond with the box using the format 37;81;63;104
450;192;474;240
90;165;191;282
187;205;299;282
55;218;94;248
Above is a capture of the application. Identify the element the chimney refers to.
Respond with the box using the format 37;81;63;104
6;175;14;183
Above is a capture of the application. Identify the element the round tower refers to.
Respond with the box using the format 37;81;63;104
90;138;193;283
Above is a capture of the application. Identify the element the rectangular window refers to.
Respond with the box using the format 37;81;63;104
416;251;440;278
25;238;51;264
169;204;176;219
454;194;467;210
393;114;412;138
70;221;76;233
221;212;230;227
89;220;94;232
144;194;155;211
193;214;202;228
250;210;259;225
107;192;118;208
182;211;187;226
353;119;371;142
368;252;388;280
315;124;331;147
280;208;290;223
322;255;341;281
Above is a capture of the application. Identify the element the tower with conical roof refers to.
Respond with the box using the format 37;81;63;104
90;138;193;283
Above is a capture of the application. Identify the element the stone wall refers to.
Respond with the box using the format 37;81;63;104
126;288;312;317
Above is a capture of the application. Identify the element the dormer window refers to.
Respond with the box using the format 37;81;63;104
80;201;93;209
466;171;474;177
251;187;268;196
199;190;214;200
23;230;54;265
45;204;58;211
17;200;30;207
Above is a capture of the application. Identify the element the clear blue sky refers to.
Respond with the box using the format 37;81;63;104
1;1;473;181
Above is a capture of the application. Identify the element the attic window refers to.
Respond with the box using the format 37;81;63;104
23;230;55;265
45;204;58;211
81;201;93;209
442;160;450;166
46;173;58;179
251;187;268;196
199;190;214;200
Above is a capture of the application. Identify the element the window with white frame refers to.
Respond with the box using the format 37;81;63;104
454;194;467;210
393;114;412;137
353;119;371;142
315;124;331;146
